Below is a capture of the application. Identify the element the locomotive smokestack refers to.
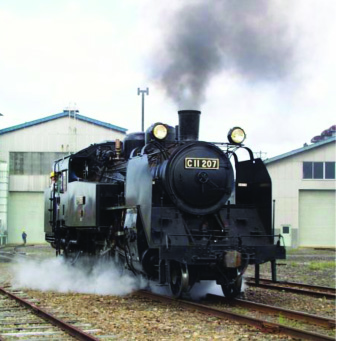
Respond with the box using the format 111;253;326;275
178;110;201;141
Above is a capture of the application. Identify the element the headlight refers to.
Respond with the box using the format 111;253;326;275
228;127;246;144
153;124;168;140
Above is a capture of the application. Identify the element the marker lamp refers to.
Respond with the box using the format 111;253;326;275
153;124;168;140
228;127;246;144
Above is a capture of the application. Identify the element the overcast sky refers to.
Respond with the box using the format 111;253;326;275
0;0;336;158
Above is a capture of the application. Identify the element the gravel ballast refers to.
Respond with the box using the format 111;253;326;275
0;245;335;340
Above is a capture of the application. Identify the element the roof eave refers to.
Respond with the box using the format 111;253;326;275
264;137;336;165
0;112;128;135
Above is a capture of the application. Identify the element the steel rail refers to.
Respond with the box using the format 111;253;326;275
135;290;334;341
246;277;336;293
0;286;99;341
245;280;336;299
206;294;335;329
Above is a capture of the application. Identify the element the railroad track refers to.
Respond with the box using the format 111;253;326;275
0;245;16;262
134;290;335;341
0;244;53;263
0;286;105;340
0;245;30;263
247;277;336;293
206;293;335;328
245;278;336;299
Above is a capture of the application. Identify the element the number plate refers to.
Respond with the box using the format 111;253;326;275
185;158;219;169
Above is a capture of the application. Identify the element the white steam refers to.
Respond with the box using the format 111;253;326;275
190;279;247;301
190;281;223;300
10;257;248;299
10;257;147;296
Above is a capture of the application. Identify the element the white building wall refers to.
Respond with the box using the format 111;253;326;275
266;142;336;248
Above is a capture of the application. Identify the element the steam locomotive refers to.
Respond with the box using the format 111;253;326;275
44;110;285;298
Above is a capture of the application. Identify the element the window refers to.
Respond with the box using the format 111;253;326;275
302;161;336;180
10;152;68;175
313;162;323;179
325;162;336;179
61;170;68;192
282;226;290;234
303;162;312;179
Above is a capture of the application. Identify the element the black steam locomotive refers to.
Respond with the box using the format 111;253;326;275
45;110;285;298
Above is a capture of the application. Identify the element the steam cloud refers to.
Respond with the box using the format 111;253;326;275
153;0;295;107
11;258;146;296
10;258;249;299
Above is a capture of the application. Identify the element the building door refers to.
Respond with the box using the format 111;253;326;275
299;190;335;247
280;225;292;247
8;192;45;244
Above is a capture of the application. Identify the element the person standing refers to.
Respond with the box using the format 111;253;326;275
22;230;27;246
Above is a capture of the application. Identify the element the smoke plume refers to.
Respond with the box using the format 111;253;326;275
11;257;146;296
153;0;295;107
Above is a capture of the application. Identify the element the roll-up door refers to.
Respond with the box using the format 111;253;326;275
8;192;45;244
299;190;335;247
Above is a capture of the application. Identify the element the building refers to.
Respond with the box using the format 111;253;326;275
264;132;336;248
0;161;8;244
0;111;127;244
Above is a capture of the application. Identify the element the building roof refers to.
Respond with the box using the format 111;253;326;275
0;111;128;135
264;136;336;165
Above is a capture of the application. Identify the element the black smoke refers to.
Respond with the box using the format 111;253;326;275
152;0;295;107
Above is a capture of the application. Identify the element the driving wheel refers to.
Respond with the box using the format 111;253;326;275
169;261;189;298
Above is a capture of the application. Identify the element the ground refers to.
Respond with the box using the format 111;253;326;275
0;245;336;340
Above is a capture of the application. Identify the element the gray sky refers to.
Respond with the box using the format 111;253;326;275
0;0;336;158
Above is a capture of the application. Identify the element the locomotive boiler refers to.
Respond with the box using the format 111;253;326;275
44;110;285;298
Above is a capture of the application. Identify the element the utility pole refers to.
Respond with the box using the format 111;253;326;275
255;151;267;160
64;103;78;153
138;87;149;132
